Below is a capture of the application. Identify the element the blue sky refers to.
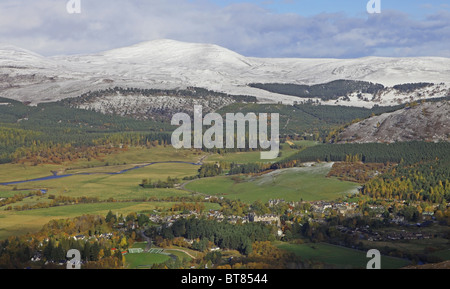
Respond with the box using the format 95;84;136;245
0;0;449;58
212;0;449;18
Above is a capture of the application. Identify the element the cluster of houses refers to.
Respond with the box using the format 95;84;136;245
384;230;433;241
268;199;288;207
309;201;359;217
147;210;282;228
335;224;434;242
72;232;114;241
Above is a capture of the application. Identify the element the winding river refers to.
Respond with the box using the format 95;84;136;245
0;161;202;186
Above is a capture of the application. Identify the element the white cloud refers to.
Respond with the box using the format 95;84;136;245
0;0;449;58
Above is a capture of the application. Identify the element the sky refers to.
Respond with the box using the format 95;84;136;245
0;0;449;58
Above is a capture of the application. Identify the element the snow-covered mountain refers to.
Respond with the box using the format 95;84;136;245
1;39;449;107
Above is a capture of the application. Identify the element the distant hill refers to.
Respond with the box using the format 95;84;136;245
1;39;450;107
336;100;450;143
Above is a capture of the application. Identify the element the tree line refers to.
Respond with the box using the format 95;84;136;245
361;159;450;203
280;141;450;165
146;217;273;255
62;86;257;108
250;80;385;101
140;176;180;189
0;214;128;269
0;97;174;164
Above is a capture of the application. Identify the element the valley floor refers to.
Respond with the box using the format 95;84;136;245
0;144;448;270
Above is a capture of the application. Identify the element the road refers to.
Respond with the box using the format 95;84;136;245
139;230;153;252
166;248;197;260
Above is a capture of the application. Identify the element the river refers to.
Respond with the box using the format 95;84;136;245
0;161;202;186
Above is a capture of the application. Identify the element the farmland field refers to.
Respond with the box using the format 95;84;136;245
0;147;356;240
124;243;171;269
0;146;204;184
0;147;208;240
0;201;221;239
125;252;171;269
276;242;410;269
205;142;310;164
125;245;200;268
0;161;201;201
185;162;360;203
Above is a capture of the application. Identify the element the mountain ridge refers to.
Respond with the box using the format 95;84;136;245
336;100;450;144
1;39;450;106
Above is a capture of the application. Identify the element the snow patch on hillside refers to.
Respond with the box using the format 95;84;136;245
1;39;450;107
74;92;236;120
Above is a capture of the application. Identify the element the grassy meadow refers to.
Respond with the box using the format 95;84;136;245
185;162;360;203
0;201;220;240
206;141;319;164
2;162;199;200
124;243;196;269
276;242;410;269
125;252;171;269
0;147;211;239
0;146;204;184
0;144;355;240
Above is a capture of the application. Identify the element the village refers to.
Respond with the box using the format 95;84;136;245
25;194;445;269
136;197;443;245
16;192;445;272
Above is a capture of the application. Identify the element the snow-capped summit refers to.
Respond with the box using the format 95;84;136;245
95;39;253;68
1;39;450;106
0;44;58;69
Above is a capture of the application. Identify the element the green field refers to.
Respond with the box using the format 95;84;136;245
123;243;199;269
0;146;203;184
0;147;212;239
124;243;171;269
0;148;355;240
206;141;319;164
290;140;319;147
276;242;410;269
207;151;278;164
12;202;187;217
432;249;450;261
0;190;31;198
0;201;220;240
360;236;450;262
185;162;360;203
127;245;198;265
0;163;65;184
1;162;200;201
125;252;171;269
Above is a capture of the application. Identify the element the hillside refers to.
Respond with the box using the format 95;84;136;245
336;100;450;143
1;39;450;107
403;261;450;269
61;87;256;121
